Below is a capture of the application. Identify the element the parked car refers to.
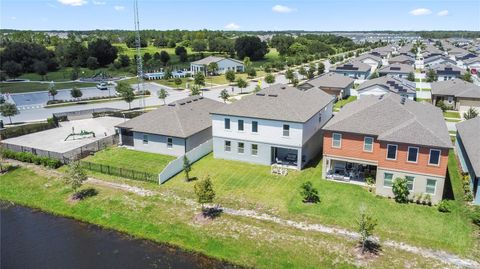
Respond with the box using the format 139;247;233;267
96;82;108;90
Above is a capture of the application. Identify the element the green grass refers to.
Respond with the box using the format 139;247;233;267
416;98;432;103
334;95;357;110
444;111;461;119
446;118;462;123
415;78;422;82
0;81;97;93
250;48;280;68
82;147;175;174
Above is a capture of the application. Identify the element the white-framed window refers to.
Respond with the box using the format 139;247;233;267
167;137;173;148
251;121;258;133
384;173;393;187
429;149;441;166
251;144;258;156
238;120;244;131
238;142;244;154
142;134;148;144
405;176;415;192
407;146;419;163
386;144;398;160
363;136;374;152
426;179;437;195
283;124;290;137
224;118;230;130
224;140;231;152
332;133;342;148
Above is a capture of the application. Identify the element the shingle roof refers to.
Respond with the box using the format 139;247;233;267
333;61;371;73
424;55;456;65
323;93;452;148
299;72;354;90
378;63;414;74
211;84;335;123
357;76;416;95
354;54;383;64
388;54;415;64
431;79;480;99
430;63;466;75
464;56;480;65
191;56;243;65
456;117;480;177
116;96;225;138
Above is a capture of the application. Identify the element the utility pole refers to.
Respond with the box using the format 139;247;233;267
134;0;145;110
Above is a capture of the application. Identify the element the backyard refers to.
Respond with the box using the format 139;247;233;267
334;96;357;110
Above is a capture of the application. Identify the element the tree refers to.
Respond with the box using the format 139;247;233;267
298;66;307;77
426;69;437;82
234;36;268;61
300;181;320;203
116;82;135;109
2;61;23;78
194;72;205;86
33;60;48;80
207;62;218;75
159;51;170;66
174;77;182;89
270;34;295;56
194;176;215;209
191;39;208;52
125;35;147;48
236;78;248;94
317;62;325;75
407;72;415;82
460;72;473;83
246;67;256;78
265;73;275;84
64;161;88;194
86;56;99;70
183;155;192;181
143;52;152;63
463;107;479;120
219;89;230;103
225;70;236;84
0;103;19;124
356;206;378;254
87;39;118;67
370;71;379;79
119;54;130;67
175;46;188;62
285;69;295;83
48;81;57;100
190;85;201;96
288;42;308;56
392;178;410;203
70;87;83;100
307;63;316;79
243;56;251;68
156;88;169;104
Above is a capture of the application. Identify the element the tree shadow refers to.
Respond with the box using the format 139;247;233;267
360;240;382;256
202;206;223;220
72;188;98;201
442;168;455;200
185;177;198;182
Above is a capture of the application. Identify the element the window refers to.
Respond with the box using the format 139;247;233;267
407;147;419;163
167;137;173;148
406;176;415;191
363;137;374;152
238;142;244;153
238;120;244;131
283;124;290;137
426;179;437;194
224;141;231;152
251;121;258;133
384;173;393;187
251;144;258;156
429;149;441;166
142;134;148;144
224;118;230;130
332;133;342;148
386;144;398;160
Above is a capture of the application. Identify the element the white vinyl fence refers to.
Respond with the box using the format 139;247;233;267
158;139;212;184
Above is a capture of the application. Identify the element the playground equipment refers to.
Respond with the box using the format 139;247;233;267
64;127;96;141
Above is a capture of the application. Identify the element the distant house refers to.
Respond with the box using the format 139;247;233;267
424;55;456;67
356;76;416;100
116;96;225;157
322;93;452;204
297;72;355;99
388;54;415;65
430;63;467;81
431;79;480;114
463;56;480;72
353;54;383;71
378;63;414;78
370;46;394;59
190;56;245;75
211;84;335;170
332;61;371;80
456;117;480;205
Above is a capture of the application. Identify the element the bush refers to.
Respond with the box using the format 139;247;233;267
392;178;410;203
300;181;320;203
437;200;452;213
1;149;62;168
471;208;480;226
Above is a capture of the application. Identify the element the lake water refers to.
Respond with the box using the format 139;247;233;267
0;203;237;269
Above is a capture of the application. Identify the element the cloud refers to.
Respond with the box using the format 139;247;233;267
224;23;240;30
437;10;449;16
57;0;87;6
10;16;16;20
92;0;106;5
272;5;295;13
409;8;432;16
114;5;125;11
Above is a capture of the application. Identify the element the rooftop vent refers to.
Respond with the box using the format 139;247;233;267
268;94;278;97
168;103;176;107
379;95;384;100
179;102;186;105
187;100;192;103
256;93;265;96
281;86;286;90
400;97;406;105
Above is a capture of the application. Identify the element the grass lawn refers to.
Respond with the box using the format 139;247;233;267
250;48;281;68
334;96;357;110
415;78;421;82
446;118;462;123
444;111;461;118
82;147;175;174
0;81;97;93
416;98;432;103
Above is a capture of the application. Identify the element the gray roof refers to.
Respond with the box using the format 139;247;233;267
456;117;480;177
333;61;371;73
211;84;335;123
191;56;243;66
424;55;456;65
323;93;452;148
388;54;415;64
430;63;467;75
357;76;416;95
117;96;225;138
354;54;383;64
299;72;354;90
431;79;480;99
378;63;414;74
464;56;480;65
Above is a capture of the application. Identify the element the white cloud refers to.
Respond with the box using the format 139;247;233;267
437;10;449;16
57;0;87;6
92;0;106;5
272;5;295;13
224;23;240;30
409;8;432;16
114;5;125;11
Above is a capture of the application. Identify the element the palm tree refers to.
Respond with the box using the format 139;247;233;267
463;107;478;120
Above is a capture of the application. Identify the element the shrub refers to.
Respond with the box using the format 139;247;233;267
1;149;62;168
300;181;320;203
471;208;480;226
437;200;452;213
392;178;410;203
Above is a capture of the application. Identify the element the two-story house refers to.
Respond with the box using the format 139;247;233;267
456;117;480;205
211;84;335;170
322;93;452;203
332;61;371;80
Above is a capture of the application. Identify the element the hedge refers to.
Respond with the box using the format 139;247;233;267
2;149;62;168
0;121;57;140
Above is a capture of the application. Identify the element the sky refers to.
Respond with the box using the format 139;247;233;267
1;0;479;31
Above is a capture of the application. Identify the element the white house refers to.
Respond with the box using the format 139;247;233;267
357;76;416;100
190;56;245;75
210;84;335;170
430;63;467;81
464;57;480;72
352;54;383;72
378;63;414;79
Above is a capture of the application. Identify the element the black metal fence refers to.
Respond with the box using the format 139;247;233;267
80;161;157;183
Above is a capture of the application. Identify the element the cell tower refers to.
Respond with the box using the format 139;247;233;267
133;0;145;109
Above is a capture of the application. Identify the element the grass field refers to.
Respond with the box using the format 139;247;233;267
416;98;432;103
334;95;357;110
444;111;461;118
0;81;97;93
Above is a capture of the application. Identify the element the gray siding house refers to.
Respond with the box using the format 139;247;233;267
431;79;480;115
456;117;480;205
357;76;416;100
116;96;225;157
298;72;355;99
378;63;414;78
